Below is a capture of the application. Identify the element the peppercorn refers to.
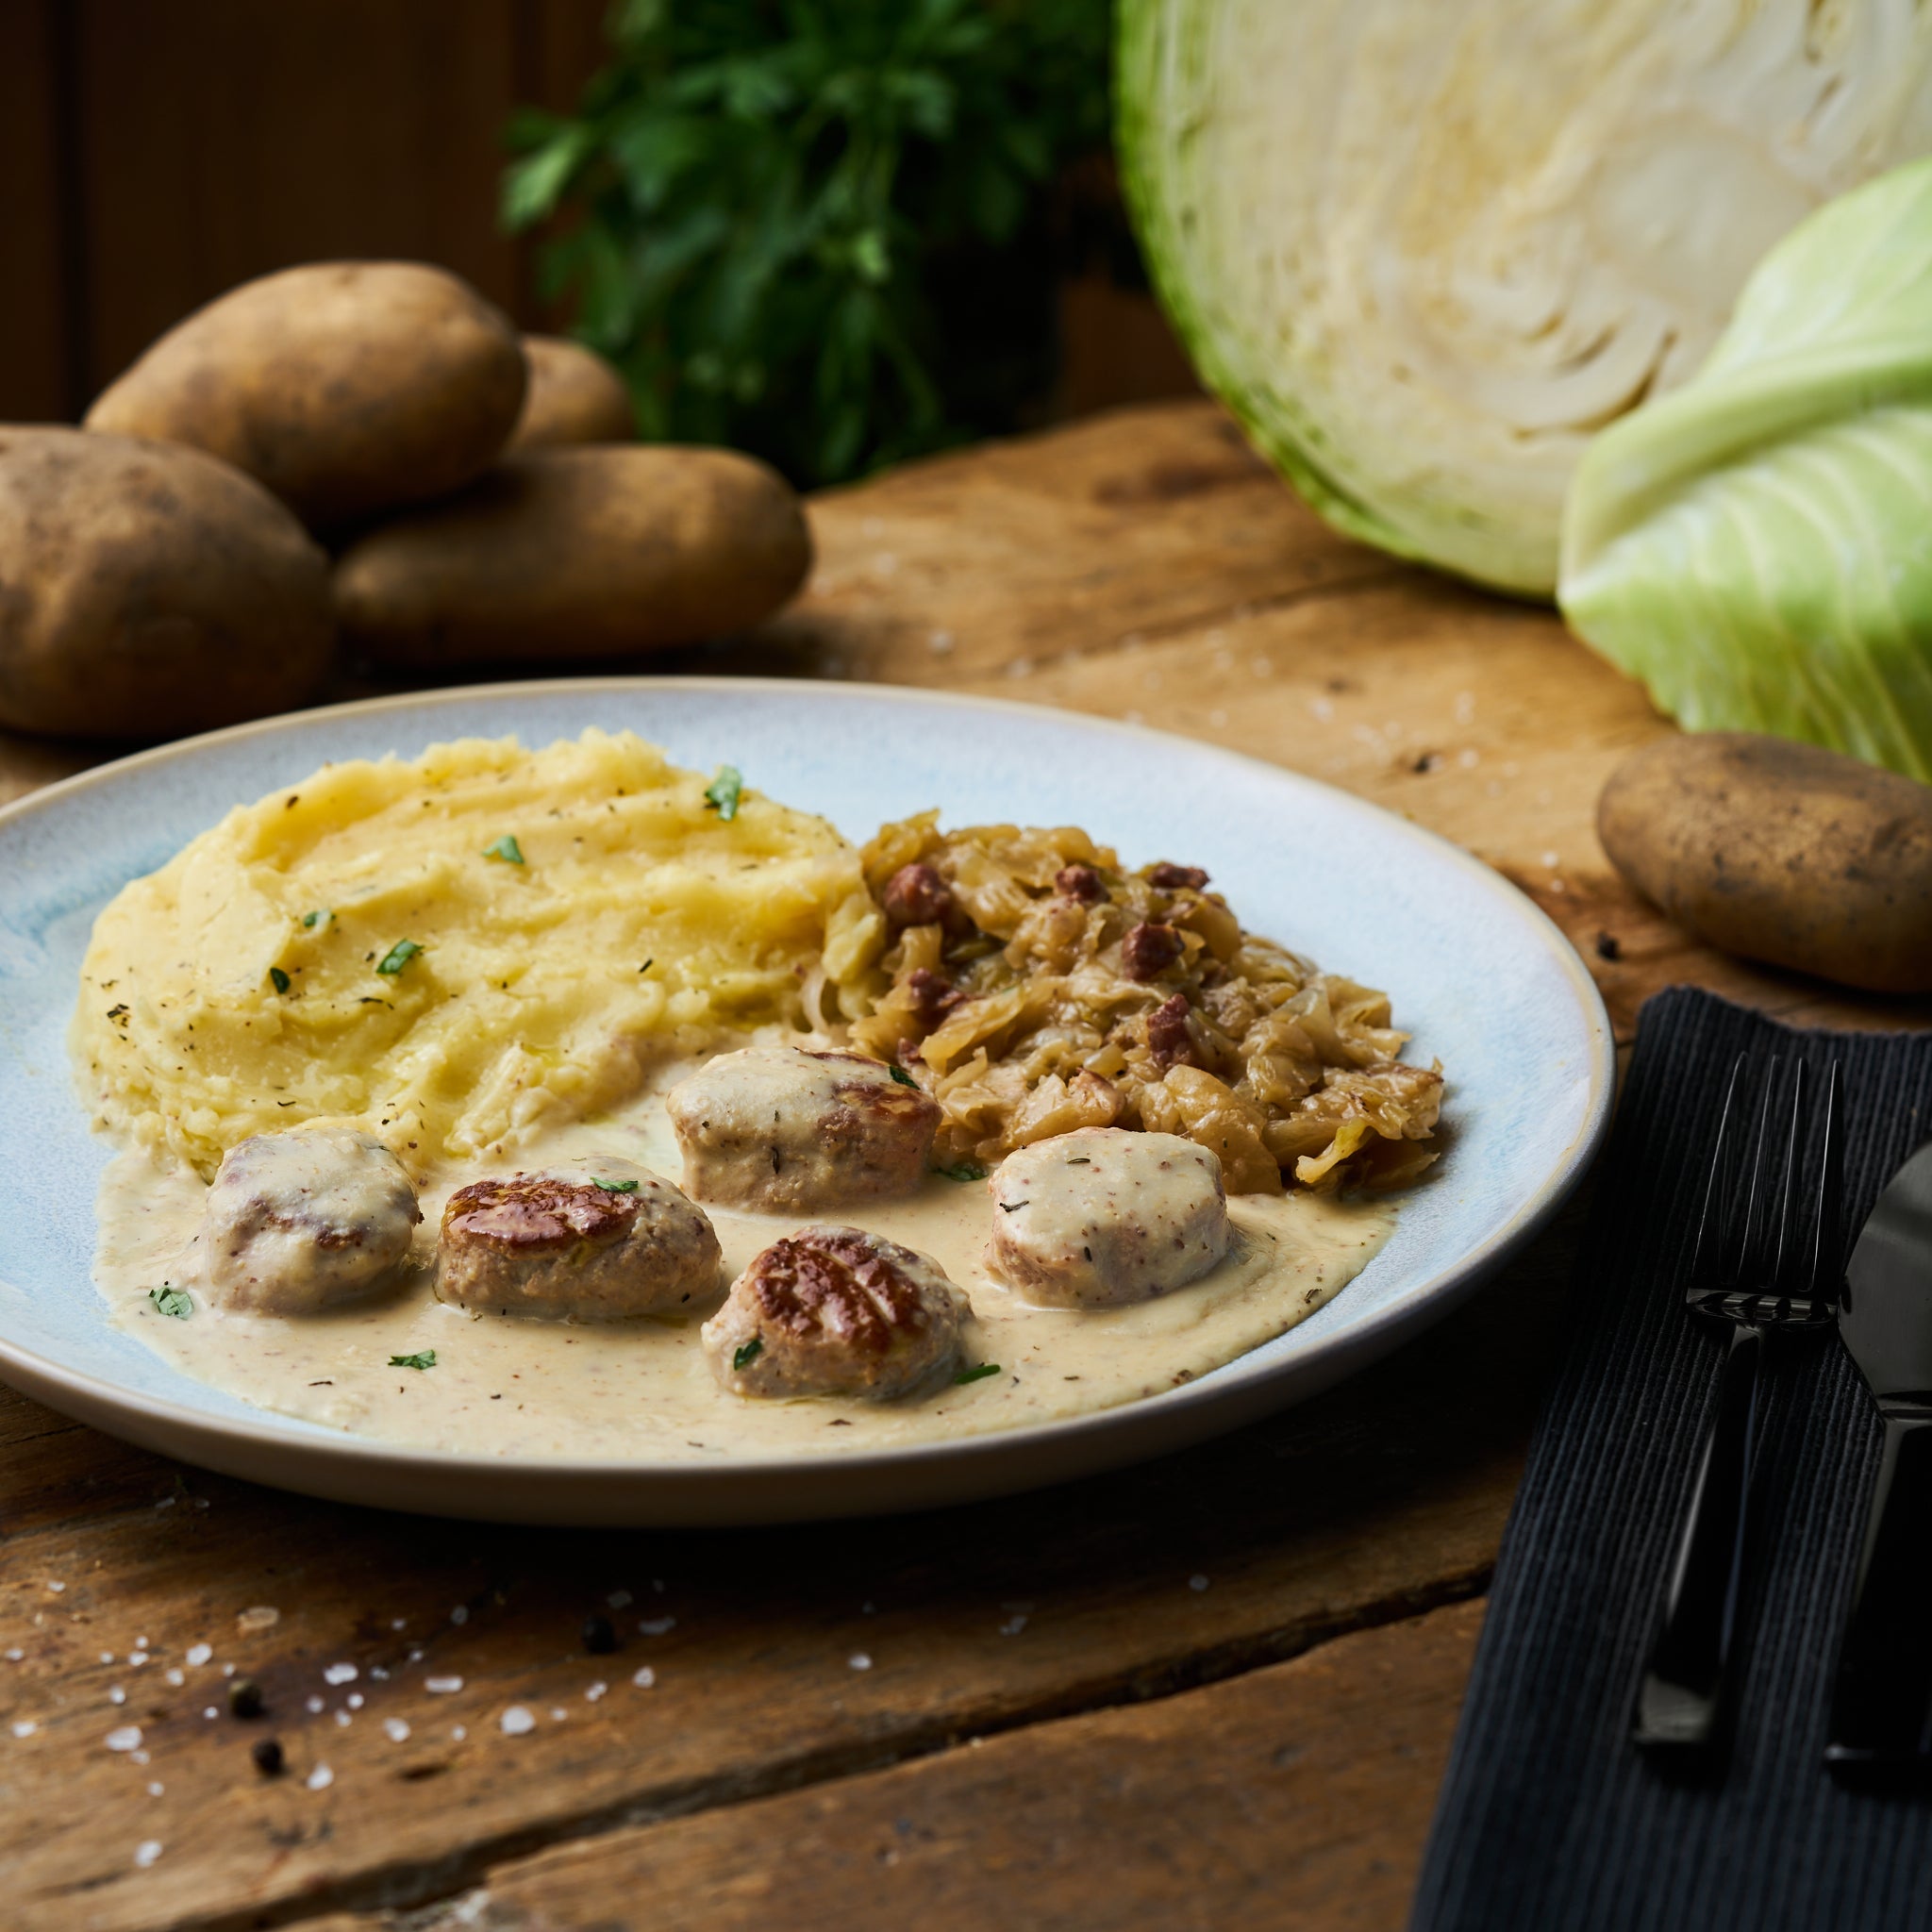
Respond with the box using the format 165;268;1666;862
227;1677;265;1719
581;1613;618;1655
251;1737;284;1776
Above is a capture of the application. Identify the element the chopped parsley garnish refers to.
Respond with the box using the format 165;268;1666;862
268;966;291;995
302;908;331;929
889;1064;919;1089
936;1160;988;1182
389;1350;436;1371
483;835;525;865
954;1363;1001;1386
149;1285;192;1319
733;1337;764;1371
591;1177;639;1193
704;765;743;821
375;940;422;976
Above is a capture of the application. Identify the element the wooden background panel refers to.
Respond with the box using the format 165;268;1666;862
0;0;610;423
0;0;73;421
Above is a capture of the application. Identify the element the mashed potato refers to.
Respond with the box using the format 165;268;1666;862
75;730;882;1177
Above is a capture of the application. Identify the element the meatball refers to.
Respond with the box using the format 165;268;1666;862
203;1127;420;1314
437;1158;720;1320
986;1128;1229;1308
665;1046;941;1213
702;1225;966;1401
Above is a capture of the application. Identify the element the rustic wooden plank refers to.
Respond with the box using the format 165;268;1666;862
332;1596;1482;1932
745;403;1412;689
0;1193;1571;1931
0;0;74;421
72;0;526;401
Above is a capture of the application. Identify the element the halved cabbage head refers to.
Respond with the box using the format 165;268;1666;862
1119;0;1932;594
1560;156;1932;782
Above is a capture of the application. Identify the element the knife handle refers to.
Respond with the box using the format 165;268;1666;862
1635;1321;1765;1749
1826;1413;1932;1770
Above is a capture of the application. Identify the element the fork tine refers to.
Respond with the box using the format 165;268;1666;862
1736;1054;1783;1290
1690;1054;1751;1285
1788;1058;1843;1302
1764;1056;1808;1292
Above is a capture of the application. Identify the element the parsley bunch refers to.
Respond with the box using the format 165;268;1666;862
503;0;1111;486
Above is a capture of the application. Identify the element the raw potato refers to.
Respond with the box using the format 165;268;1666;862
333;446;812;667
1598;733;1932;994
0;427;333;741
84;261;526;530
506;336;634;453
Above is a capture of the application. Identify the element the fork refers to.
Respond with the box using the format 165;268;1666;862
1633;1051;1843;1751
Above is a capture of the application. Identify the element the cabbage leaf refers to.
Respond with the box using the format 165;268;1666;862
1121;0;1932;595
1560;157;1932;781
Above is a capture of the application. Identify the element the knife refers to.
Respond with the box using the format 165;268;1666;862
1826;1140;1932;1771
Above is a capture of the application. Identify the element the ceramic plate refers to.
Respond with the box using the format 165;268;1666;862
0;678;1612;1524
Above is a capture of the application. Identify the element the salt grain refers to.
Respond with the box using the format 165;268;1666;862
999;1615;1027;1637
133;1840;161;1869
146;1782;162;1797
585;1682;607;1702
10;1720;35;1738
451;1724;467;1740
98;1652;114;1665
425;1675;463;1695
333;1710;351;1727
307;1764;333;1791
130;1749;149;1764
4;1650;21;1662
236;1607;279;1634
550;1707;567;1723
46;1582;64;1594
164;1670;184;1687
1189;1574;1210;1592
108;1688;125;1706
848;1653;873;1672
383;1718;410;1743
450;1606;469;1626
346;1692;364;1710
370;1666;389;1681
637;1616;675;1637
500;1706;535;1737
204;1707;219;1721
185;1642;212;1667
631;1667;656;1690
106;1724;142;1752
607;1590;633;1609
323;1662;358;1686
391;1618;407;1631
128;1651;149;1667
306;1696;325;1714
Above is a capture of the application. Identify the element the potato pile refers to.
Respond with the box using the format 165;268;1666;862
0;262;811;741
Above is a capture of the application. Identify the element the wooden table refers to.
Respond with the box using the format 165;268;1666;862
4;402;1923;1932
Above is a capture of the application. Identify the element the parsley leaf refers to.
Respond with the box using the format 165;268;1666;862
591;1177;639;1193
888;1064;919;1089
302;908;331;929
375;941;422;976
268;966;291;995
149;1285;192;1320
733;1337;763;1371
954;1362;1001;1386
936;1159;988;1182
390;1350;436;1371
704;766;743;821
484;835;525;865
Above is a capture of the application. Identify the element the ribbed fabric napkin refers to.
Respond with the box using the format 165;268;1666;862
1410;986;1932;1932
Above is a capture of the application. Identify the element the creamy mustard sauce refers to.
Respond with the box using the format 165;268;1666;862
92;1051;1394;1461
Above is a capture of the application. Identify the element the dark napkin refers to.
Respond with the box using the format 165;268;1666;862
1410;986;1932;1932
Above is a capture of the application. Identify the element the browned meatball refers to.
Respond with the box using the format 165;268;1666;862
204;1128;420;1314
665;1045;941;1212
437;1158;720;1320
702;1225;966;1401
